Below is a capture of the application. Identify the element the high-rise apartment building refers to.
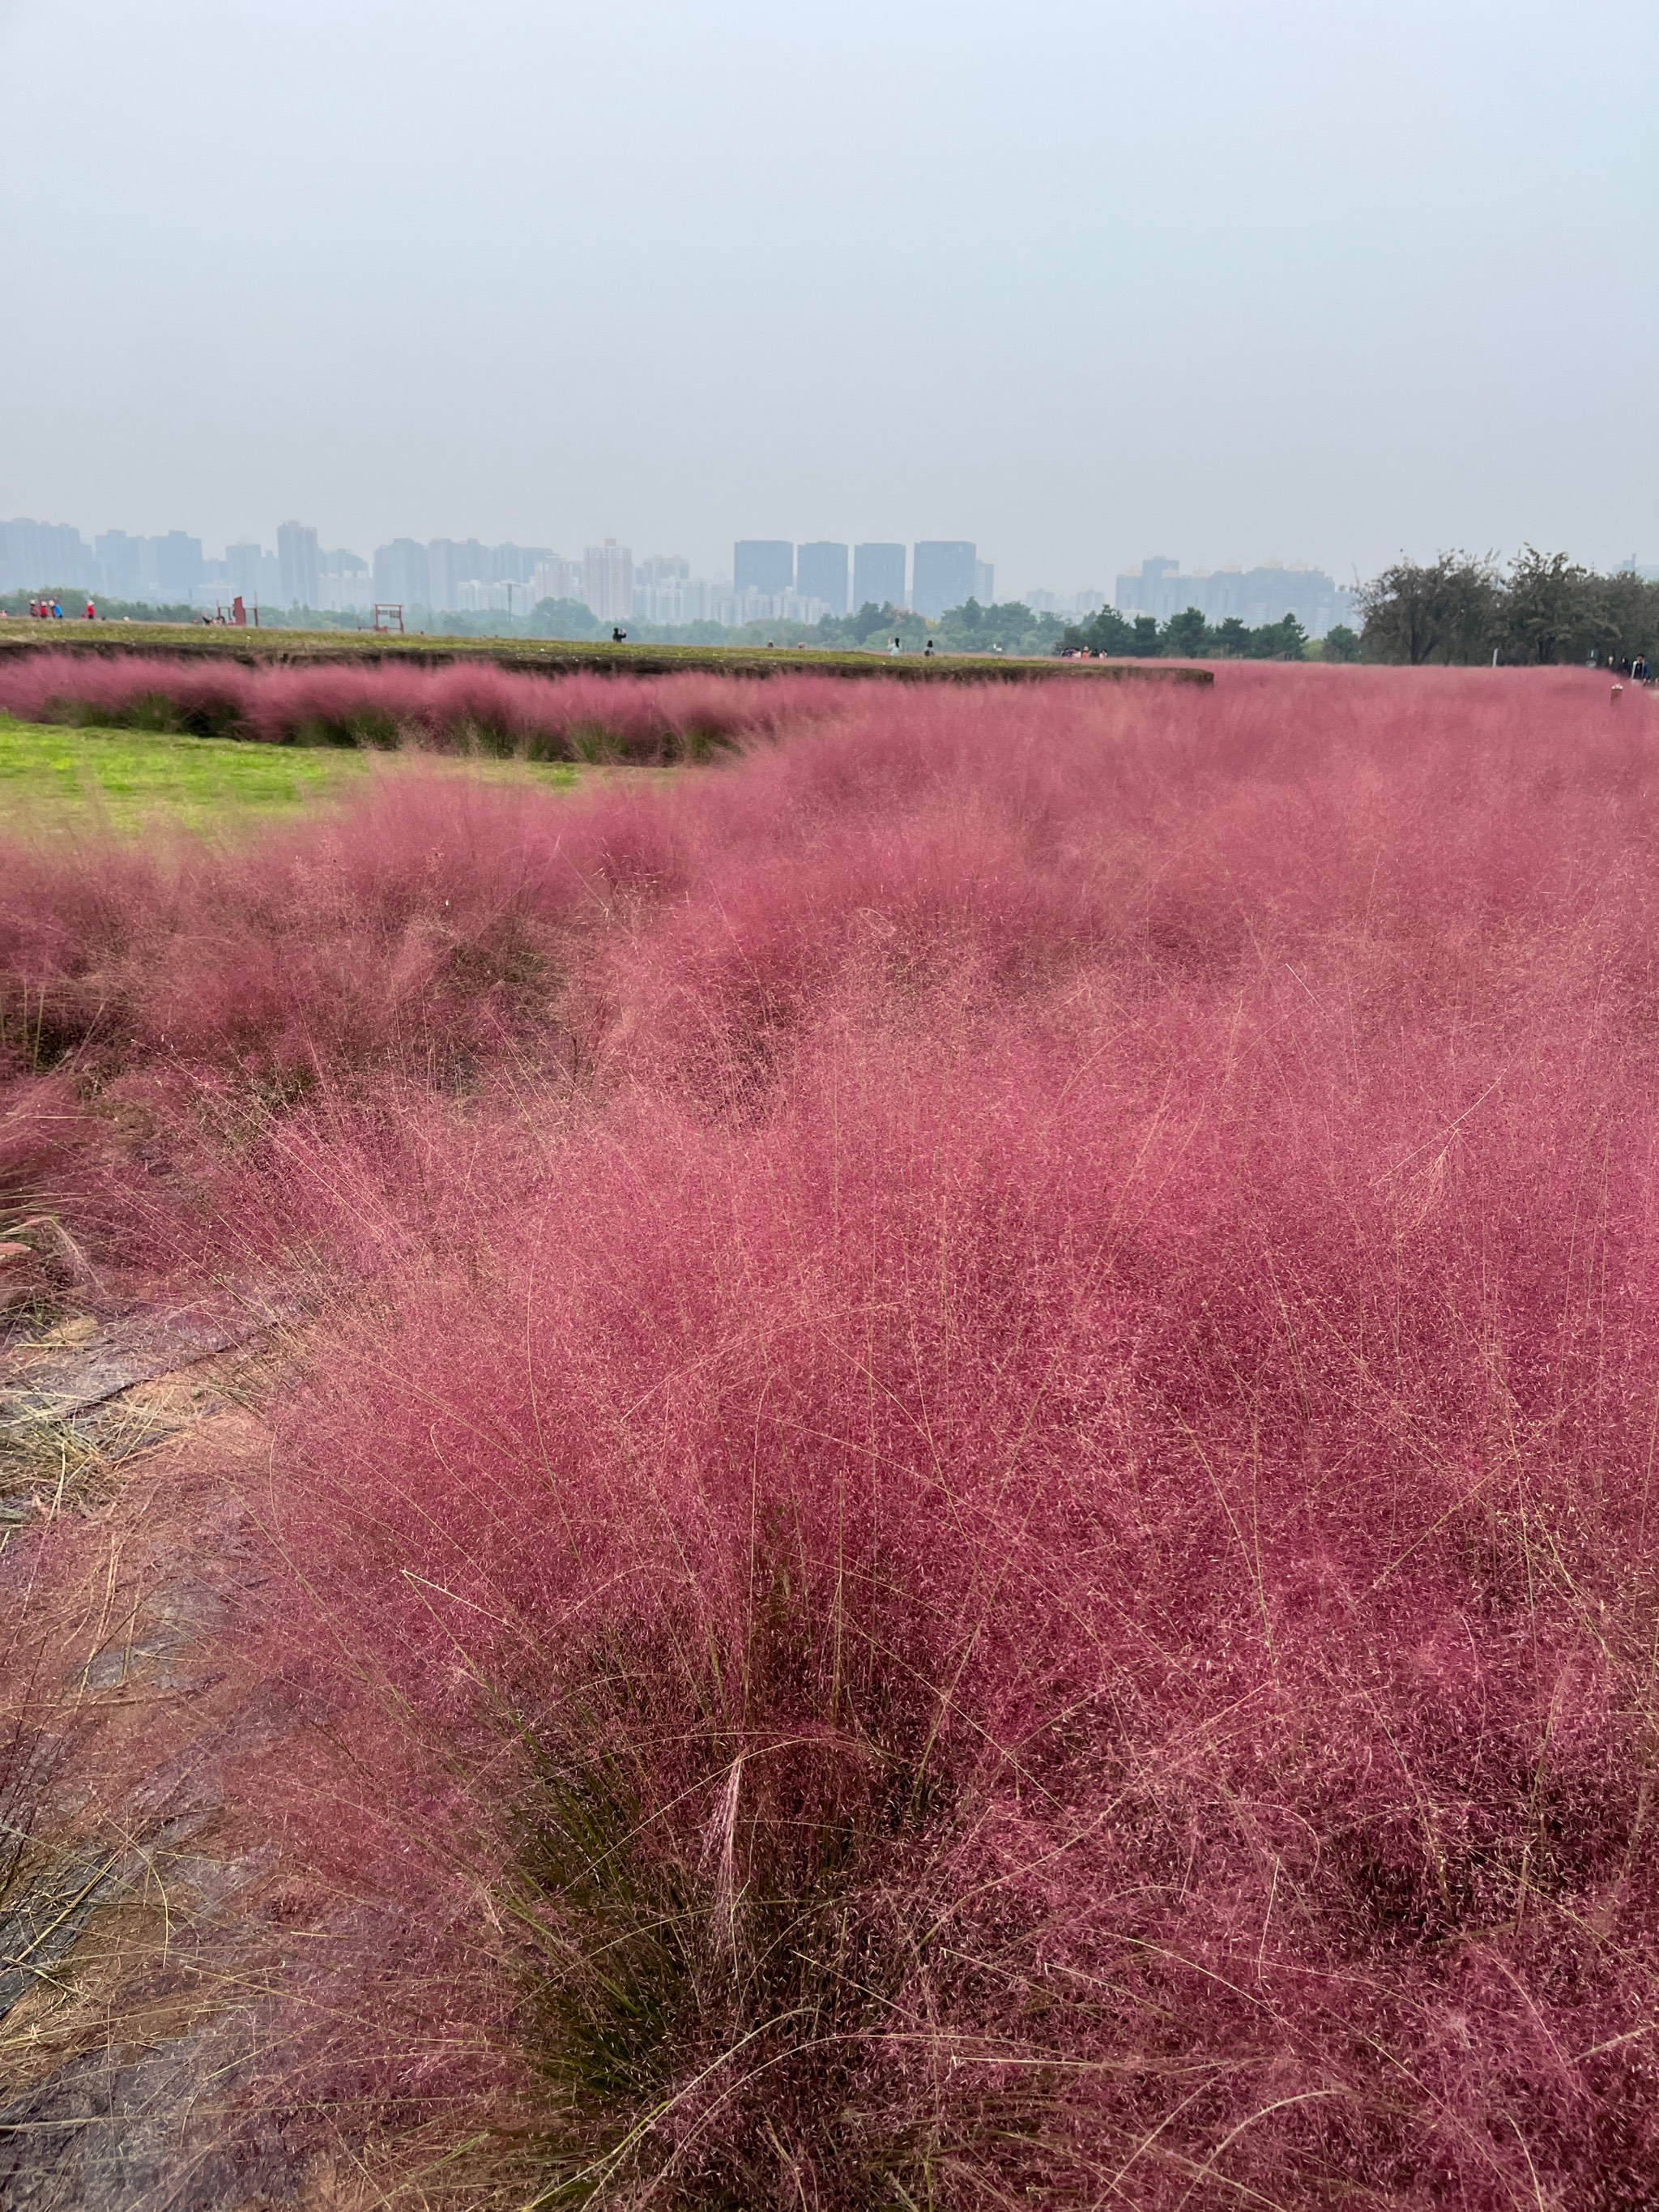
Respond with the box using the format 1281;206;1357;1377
974;560;996;604
276;521;320;609
583;540;633;623
151;531;204;603
1114;557;1179;613
633;581;679;623
318;550;371;612
95;530;145;599
429;540;478;609
795;542;849;617
911;542;977;620
373;540;431;608
531;555;583;605
853;543;906;612
636;554;690;587
0;519;95;592
425;541;463;612
433;539;496;609
680;577;725;624
226;543;268;603
490;544;549;587
630;554;689;621
734;540;794;596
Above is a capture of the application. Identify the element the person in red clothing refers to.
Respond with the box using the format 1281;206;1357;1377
83;598;96;620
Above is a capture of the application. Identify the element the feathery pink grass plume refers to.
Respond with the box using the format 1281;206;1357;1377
7;664;1659;2201
0;650;851;760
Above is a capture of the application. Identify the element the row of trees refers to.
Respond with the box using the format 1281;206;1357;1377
1356;549;1658;665
1051;550;1659;668
1056;606;1335;661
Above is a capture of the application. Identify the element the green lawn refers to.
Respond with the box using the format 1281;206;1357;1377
0;717;582;832
0;622;1213;686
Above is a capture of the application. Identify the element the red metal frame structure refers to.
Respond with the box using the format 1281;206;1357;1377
372;603;405;634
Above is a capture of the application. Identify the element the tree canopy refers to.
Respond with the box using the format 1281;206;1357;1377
1358;551;1659;664
1056;605;1310;661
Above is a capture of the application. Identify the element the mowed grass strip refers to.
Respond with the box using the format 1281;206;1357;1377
0;716;582;831
0;621;1213;684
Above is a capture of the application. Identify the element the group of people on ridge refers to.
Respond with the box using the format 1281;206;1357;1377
9;597;96;621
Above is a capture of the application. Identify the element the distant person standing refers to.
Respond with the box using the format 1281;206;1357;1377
889;635;901;655
49;599;63;619
1635;652;1649;683
923;638;935;656
83;597;96;620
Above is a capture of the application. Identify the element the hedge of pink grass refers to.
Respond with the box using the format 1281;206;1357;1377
0;650;852;759
10;665;1659;2201
264;1026;1659;2205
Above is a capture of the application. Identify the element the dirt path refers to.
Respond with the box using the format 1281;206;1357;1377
1;1297;368;2210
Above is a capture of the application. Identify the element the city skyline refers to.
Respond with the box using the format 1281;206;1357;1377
1;512;1378;626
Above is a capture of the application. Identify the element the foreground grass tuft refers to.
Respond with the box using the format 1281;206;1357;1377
6;664;1659;2206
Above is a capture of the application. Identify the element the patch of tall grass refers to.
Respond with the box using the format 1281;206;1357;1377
6;665;1659;2203
0;653;855;762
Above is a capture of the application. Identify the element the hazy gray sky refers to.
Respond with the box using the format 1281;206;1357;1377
2;0;1654;592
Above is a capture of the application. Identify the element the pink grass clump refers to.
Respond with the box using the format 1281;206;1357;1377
0;651;851;761
10;664;1659;2201
267;1014;1659;2206
0;765;700;1266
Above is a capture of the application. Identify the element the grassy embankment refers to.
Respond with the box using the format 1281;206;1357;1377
0;619;1213;685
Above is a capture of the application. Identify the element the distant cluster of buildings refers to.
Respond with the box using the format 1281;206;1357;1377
379;537;999;628
727;541;995;623
0;516;1357;638
0;520;565;620
1114;557;1357;638
0;518;232;607
0;519;997;628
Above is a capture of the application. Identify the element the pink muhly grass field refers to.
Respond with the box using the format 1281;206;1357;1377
0;650;851;761
7;664;1659;2203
